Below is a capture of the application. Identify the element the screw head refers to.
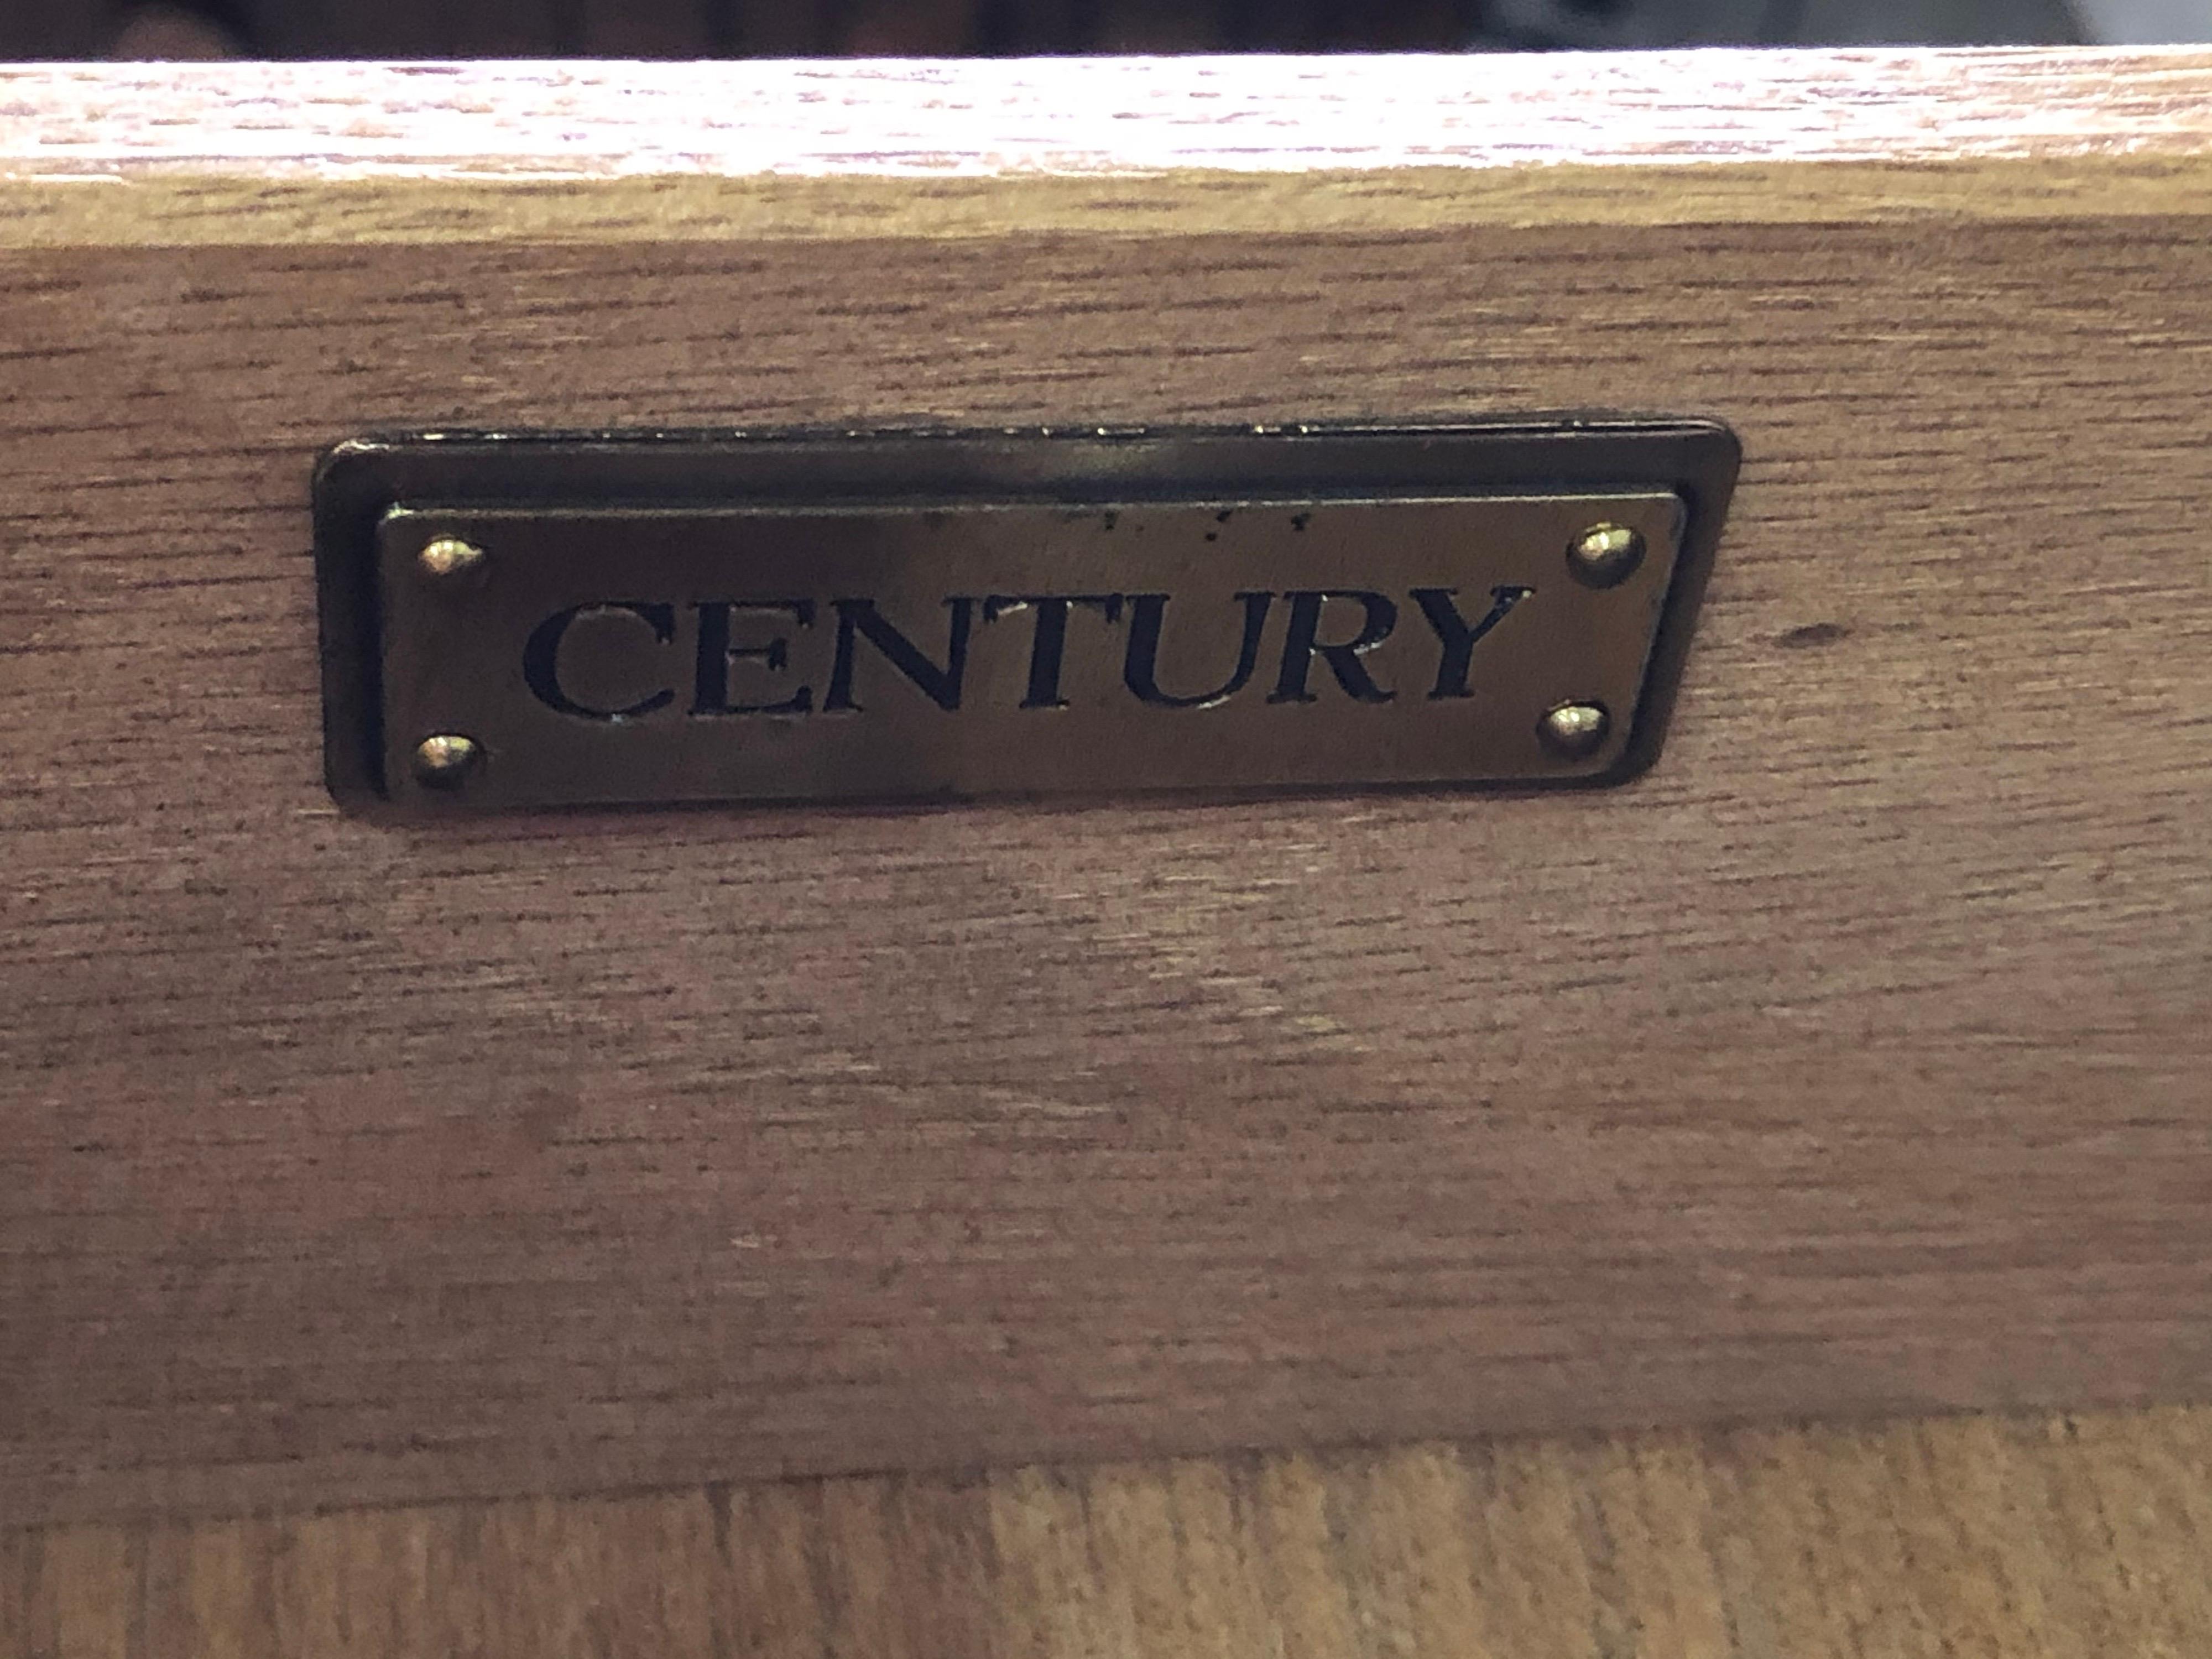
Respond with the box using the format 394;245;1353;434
411;733;483;789
1566;523;1645;589
418;535;489;585
1537;701;1611;761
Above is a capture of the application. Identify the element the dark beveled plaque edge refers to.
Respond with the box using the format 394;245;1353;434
313;419;1740;815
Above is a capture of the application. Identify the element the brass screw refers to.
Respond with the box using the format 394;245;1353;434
1566;523;1645;589
1537;701;1611;760
411;733;483;789
418;535;488;585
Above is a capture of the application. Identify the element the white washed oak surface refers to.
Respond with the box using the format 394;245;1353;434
1;51;2210;1522
6;51;2212;238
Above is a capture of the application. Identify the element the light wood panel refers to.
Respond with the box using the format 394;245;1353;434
12;1408;2212;1657
8;53;2212;244
3;51;2212;1524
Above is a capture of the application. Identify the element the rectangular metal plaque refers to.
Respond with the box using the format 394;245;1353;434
315;424;1736;813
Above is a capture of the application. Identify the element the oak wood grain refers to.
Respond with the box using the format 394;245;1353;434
11;1408;2212;1657
3;51;2212;1524
8;53;2212;244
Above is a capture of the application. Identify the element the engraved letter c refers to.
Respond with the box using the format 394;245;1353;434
523;602;676;721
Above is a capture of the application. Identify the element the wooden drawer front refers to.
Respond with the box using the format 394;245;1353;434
3;51;2211;1521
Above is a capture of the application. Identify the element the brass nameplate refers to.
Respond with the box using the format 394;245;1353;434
315;425;1736;812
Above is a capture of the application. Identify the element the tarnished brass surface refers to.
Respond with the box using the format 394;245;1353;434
320;425;1735;812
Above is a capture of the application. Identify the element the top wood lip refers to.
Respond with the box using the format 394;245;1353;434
3;49;2211;245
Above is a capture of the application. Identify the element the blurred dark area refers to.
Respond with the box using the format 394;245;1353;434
7;0;2206;60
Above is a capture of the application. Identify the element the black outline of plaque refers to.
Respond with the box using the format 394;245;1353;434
313;418;1740;816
